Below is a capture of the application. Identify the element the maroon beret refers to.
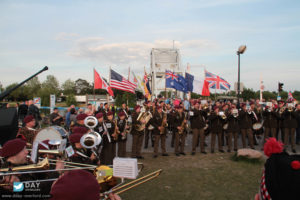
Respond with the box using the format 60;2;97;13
192;101;199;106
72;126;88;135
241;103;246;108
249;102;254;105
0;139;26;158
213;106;219;110
76;113;88;121
134;105;141;111
156;106;162;110
107;111;113;116
24;115;34;123
95;113;103;119
178;105;183;109
69;134;82;144
279;101;285;104
50;169;99;200
38;140;50;150
118;112;125;117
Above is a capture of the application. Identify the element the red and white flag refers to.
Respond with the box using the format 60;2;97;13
94;69;114;96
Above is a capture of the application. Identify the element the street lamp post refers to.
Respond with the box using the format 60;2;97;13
237;45;247;107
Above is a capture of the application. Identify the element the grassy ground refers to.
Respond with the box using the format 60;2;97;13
119;153;264;200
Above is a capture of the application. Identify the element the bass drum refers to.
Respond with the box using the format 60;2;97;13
252;123;263;131
34;126;68;143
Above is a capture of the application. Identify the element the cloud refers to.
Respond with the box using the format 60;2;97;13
67;38;218;67
55;32;80;41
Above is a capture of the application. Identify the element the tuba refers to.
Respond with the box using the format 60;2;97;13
135;109;153;131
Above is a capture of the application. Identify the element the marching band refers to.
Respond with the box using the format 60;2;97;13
1;98;300;199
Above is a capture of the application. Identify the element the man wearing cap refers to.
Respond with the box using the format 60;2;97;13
118;102;131;119
262;105;278;146
0;139;63;195
190;101;207;155
100;111;116;165
174;106;187;156
50;107;63;126
70;113;88;134
69;133;99;165
239;103;255;149
226;106;240;152
209;106;225;153
17;115;38;145
27;100;42;128
151;106;169;158
276;101;286;141
131;105;145;159
144;101;154;149
282;103;297;153
117;112;129;157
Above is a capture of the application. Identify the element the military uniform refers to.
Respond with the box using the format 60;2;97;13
100;118;116;165
282;109;298;151
151;111;168;156
17;126;37;144
263;109;279;143
144;106;154;148
131;111;144;158
190;108;206;154
239;109;254;149
209;112;225;152
226;112;240;151
174;111;186;155
117;118;127;157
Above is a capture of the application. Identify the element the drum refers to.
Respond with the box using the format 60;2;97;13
34;126;68;143
252;123;263;130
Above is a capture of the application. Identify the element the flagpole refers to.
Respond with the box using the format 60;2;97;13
107;66;111;106
93;68;96;106
127;67;130;105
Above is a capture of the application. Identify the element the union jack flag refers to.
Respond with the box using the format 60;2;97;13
205;70;231;90
166;70;178;81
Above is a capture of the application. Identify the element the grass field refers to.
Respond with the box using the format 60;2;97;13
119;153;264;200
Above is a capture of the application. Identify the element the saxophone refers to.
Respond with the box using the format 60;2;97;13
121;120;129;140
160;113;168;135
112;119;120;141
178;113;187;135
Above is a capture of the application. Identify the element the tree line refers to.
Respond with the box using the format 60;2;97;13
1;75;299;107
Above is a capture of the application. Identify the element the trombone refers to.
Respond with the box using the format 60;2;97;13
101;169;163;199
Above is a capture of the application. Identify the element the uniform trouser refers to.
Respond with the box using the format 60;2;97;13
227;132;238;151
171;128;175;147
153;134;167;155
175;132;186;154
263;128;277;144
241;129;254;148
211;132;223;151
192;128;205;152
100;142;116;165
131;133;144;157
276;128;285;142
118;140;127;157
296;127;300;144
284;128;296;150
144;129;154;148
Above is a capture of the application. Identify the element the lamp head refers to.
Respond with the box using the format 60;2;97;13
237;45;247;54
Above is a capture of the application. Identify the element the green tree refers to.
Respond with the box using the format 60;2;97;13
62;79;76;95
66;94;77;106
241;88;255;101
38;75;60;106
4;83;29;101
25;77;41;99
75;79;92;94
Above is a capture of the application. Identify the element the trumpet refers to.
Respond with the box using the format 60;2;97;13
232;109;238;117
218;111;227;119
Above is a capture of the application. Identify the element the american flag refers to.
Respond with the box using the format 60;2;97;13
205;70;231;90
110;69;136;94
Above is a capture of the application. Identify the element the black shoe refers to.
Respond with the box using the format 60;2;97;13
227;150;231;153
191;152;195;155
175;153;180;156
211;150;214;153
180;152;186;155
162;153;169;156
219;150;225;153
201;151;207;154
137;156;144;159
234;149;237;152
292;149;296;153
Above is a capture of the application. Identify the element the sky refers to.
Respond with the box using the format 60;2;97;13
0;0;300;92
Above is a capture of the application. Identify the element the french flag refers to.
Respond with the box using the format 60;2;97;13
185;72;210;96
